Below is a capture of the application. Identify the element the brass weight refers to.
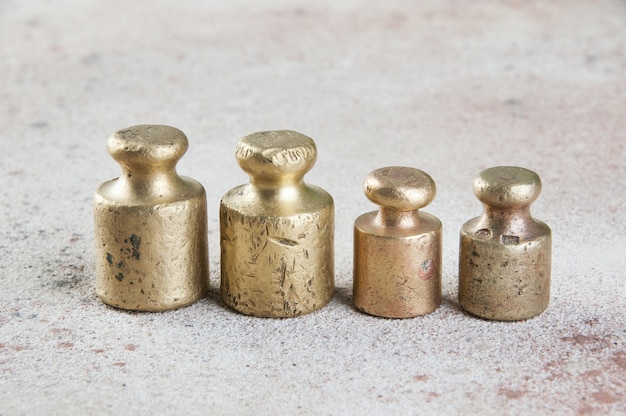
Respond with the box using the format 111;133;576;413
458;166;551;321
220;130;334;317
353;167;442;318
94;125;208;311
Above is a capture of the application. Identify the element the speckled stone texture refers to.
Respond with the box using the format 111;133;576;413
1;1;625;414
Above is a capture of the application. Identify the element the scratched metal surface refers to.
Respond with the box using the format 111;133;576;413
1;0;625;414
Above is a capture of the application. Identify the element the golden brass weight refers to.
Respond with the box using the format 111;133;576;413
94;125;209;311
458;166;551;321
220;130;334;318
353;167;442;318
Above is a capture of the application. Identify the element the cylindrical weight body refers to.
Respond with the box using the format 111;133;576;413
459;220;551;321
94;194;208;311
220;185;334;317
354;211;442;318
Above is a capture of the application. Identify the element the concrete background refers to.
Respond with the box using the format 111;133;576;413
1;0;625;414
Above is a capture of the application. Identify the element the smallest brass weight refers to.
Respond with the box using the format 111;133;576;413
458;166;551;321
353;166;442;318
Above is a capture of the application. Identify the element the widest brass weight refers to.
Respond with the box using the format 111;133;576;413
220;130;335;318
458;166;551;321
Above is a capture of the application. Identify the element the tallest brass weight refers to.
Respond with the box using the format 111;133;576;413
220;130;334;318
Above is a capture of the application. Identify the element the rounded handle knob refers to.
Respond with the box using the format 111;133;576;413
236;130;317;187
364;166;436;211
473;166;541;209
108;125;188;170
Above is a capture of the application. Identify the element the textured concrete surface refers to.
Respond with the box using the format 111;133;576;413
1;0;625;414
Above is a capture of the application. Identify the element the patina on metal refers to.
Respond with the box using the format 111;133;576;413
94;125;208;311
353;166;442;318
220;130;334;318
459;166;551;321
